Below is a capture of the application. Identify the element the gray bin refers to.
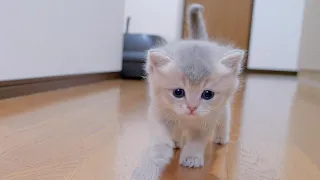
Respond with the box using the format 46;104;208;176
121;34;167;78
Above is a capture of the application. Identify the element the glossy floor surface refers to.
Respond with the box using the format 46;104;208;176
0;74;319;180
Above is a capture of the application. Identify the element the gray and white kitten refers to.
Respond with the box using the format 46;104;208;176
143;3;244;174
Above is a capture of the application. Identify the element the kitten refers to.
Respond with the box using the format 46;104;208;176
145;3;244;171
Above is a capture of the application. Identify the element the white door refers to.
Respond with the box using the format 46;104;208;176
248;0;305;71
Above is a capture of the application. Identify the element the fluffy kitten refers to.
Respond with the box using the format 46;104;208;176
138;3;244;176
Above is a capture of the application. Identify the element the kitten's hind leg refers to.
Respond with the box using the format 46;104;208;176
213;105;231;145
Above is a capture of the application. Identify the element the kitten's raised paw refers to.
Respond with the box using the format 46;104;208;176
179;154;204;168
213;135;229;145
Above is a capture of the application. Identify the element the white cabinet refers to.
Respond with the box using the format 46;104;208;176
248;0;305;71
0;0;125;81
124;0;184;42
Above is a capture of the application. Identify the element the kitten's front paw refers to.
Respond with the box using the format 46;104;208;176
179;154;204;168
213;135;229;145
179;145;204;168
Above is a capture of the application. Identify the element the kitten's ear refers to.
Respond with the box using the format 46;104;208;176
145;50;172;74
220;50;246;74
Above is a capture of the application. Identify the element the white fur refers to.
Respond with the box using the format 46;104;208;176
143;47;243;171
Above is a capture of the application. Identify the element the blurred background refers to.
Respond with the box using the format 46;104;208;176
0;0;319;93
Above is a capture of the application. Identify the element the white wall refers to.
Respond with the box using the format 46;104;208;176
0;0;125;81
248;0;305;71
298;0;320;71
124;0;184;42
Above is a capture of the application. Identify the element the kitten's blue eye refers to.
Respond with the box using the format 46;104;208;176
173;88;185;98
201;90;214;100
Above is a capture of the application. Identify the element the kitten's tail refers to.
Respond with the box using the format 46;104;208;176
187;4;208;40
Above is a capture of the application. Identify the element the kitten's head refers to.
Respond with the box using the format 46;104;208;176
145;41;245;118
145;3;245;118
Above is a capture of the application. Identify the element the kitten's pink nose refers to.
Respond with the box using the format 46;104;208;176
187;106;197;113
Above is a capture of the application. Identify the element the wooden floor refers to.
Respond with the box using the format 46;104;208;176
0;74;319;180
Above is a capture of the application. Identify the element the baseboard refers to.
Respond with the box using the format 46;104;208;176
298;70;320;84
0;72;120;100
245;69;297;75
